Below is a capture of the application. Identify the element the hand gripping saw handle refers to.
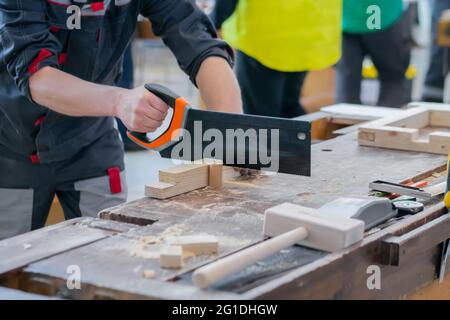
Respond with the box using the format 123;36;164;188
126;84;190;151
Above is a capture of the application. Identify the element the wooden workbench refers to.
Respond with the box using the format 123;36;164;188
0;133;449;299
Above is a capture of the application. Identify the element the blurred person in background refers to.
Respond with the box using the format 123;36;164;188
211;0;342;118
336;0;412;108
423;0;450;102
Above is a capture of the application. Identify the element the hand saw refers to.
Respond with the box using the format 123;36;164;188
127;84;311;176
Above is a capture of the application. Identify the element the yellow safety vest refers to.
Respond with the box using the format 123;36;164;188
222;0;342;72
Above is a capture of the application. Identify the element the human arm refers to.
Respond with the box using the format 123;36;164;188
141;0;242;113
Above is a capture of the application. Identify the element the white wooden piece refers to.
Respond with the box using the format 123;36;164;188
145;162;224;199
321;103;402;121
159;246;183;269
170;235;219;255
145;163;209;199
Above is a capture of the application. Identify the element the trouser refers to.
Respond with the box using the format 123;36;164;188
235;50;307;118
423;0;450;102
0;130;127;240
336;11;411;108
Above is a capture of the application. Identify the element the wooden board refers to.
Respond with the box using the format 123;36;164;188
359;104;450;154
321;104;402;122
0;218;127;276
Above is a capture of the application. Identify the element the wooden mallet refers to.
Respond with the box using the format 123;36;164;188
193;203;365;289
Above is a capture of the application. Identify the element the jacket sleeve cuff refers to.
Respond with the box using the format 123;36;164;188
16;49;61;102
189;46;235;87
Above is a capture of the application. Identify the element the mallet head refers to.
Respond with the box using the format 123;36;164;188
264;203;364;252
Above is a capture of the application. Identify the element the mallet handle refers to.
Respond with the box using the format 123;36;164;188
193;227;308;289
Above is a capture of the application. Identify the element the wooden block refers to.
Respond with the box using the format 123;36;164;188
171;235;219;255
143;269;156;279
159;163;209;184
146;162;224;199
208;163;223;189
388;110;429;129
430;110;450;127
159;246;183;269
145;182;176;200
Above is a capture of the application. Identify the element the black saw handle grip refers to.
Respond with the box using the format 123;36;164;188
127;84;189;150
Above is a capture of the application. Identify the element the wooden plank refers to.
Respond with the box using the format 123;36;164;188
321;104;402;122
380;213;450;266
430;110;450;127
0;218;134;276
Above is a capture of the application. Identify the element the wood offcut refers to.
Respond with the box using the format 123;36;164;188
145;162;223;199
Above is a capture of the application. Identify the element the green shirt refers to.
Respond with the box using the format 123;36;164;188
343;0;403;34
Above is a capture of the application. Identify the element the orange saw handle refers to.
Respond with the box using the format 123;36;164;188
127;84;190;151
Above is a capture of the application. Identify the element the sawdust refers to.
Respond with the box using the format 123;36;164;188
132;265;142;273
130;243;162;259
143;269;156;279
139;235;159;245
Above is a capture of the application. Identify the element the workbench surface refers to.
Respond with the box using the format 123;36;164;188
0;132;448;299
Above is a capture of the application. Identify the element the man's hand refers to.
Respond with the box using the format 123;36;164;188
114;86;169;133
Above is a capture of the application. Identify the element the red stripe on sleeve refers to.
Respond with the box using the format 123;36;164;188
91;2;105;12
28;49;53;74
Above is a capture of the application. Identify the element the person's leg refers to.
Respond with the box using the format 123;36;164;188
0;152;55;240
281;72;307;118
363;12;411;108
55;130;127;220
235;50;286;117
423;0;450;102
335;33;365;104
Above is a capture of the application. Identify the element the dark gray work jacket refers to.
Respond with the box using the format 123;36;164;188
0;0;232;163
